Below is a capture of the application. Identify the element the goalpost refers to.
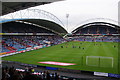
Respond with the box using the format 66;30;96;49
86;56;114;68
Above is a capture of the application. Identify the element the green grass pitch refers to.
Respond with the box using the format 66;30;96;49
2;41;119;74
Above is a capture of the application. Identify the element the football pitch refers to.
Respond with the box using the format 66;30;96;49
2;41;119;74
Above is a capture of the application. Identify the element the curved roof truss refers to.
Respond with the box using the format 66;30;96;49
71;18;119;33
1;9;65;27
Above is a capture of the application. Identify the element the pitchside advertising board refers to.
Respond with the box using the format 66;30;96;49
94;72;120;78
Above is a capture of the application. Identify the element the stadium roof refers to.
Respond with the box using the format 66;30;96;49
2;1;62;15
72;22;120;33
20;19;67;33
1;1;67;34
2;18;67;34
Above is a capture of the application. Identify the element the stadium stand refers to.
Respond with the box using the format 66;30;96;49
70;22;120;43
2;22;54;33
1;21;119;53
1;35;66;53
70;36;119;42
1;18;67;53
74;26;118;34
1;1;120;80
1;22;120;80
73;22;119;34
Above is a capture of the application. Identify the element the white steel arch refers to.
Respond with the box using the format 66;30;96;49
70;18;119;33
1;9;65;27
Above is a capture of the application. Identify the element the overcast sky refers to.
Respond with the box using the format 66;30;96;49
4;0;119;33
29;0;119;33
3;0;119;33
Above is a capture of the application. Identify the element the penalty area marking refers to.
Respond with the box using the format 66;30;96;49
38;61;76;66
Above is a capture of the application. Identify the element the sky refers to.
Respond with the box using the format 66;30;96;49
29;0;119;33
